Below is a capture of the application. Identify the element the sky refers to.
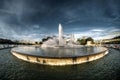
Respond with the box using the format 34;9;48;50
0;0;120;41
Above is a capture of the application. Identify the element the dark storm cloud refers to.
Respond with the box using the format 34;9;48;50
0;0;120;41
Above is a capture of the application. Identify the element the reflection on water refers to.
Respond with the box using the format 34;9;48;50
12;46;107;57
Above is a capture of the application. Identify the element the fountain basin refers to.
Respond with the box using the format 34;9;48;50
11;46;108;66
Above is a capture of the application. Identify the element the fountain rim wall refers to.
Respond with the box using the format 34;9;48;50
11;49;108;59
11;46;107;58
11;47;108;66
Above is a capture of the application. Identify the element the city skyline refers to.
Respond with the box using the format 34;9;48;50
0;0;120;41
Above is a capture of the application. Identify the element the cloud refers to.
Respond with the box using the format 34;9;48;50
0;0;120;41
74;27;120;40
0;21;18;39
90;29;104;32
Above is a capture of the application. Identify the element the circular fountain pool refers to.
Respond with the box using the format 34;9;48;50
11;46;108;66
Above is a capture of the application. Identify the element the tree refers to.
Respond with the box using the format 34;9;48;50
39;42;43;45
35;42;38;44
77;37;94;45
86;37;94;44
77;38;86;45
42;36;52;42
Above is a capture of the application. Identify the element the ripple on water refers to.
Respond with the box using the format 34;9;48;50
0;48;120;80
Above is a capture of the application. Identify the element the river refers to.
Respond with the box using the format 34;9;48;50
0;48;120;80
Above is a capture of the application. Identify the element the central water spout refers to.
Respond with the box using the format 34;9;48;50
58;23;64;46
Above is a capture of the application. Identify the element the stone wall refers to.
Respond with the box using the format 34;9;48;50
11;50;108;66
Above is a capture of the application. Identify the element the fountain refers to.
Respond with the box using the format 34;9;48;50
41;23;82;48
11;24;108;66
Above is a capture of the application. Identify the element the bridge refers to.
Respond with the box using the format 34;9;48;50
95;38;120;44
101;39;120;43
94;39;120;49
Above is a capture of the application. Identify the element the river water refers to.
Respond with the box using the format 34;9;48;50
0;48;120;80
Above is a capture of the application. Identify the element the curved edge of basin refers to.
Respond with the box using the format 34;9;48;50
11;47;109;66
